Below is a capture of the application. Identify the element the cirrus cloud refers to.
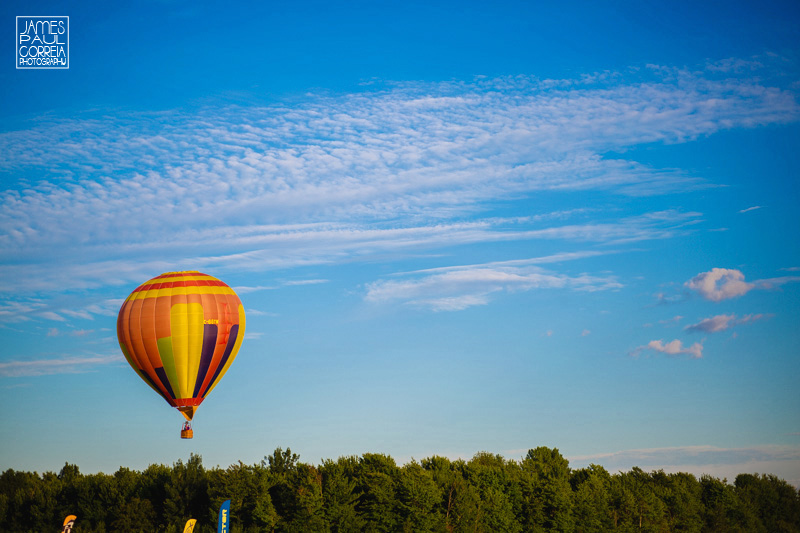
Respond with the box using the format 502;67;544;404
365;257;623;311
0;354;121;378
1;60;798;300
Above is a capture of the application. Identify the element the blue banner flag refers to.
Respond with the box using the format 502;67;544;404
217;499;231;533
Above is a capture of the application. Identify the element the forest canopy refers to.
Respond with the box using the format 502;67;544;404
1;446;798;532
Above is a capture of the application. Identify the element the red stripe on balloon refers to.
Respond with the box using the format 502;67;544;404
132;280;228;293
173;398;203;407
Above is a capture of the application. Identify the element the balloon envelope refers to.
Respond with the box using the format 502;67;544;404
117;271;246;420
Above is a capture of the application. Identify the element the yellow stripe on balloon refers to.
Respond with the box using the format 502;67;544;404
170;303;190;398
186;302;204;396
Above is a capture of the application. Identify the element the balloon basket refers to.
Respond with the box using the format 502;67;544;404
181;429;194;439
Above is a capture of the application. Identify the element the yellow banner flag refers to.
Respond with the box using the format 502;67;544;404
61;515;76;532
183;518;197;533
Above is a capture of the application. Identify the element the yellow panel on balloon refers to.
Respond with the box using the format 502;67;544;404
170;302;204;399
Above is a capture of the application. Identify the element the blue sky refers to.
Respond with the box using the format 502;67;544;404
2;0;799;486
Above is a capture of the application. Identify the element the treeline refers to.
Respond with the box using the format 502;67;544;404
1;447;798;532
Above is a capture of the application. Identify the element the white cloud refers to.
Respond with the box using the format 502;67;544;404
0;60;798;307
705;57;765;73
60;309;94;320
737;313;771;326
233;285;279;294
283;279;329;286
685;268;754;301
417;294;491;312
685;268;800;302
0;211;686;299
633;339;704;359
569;445;800;488
739;205;763;213
0;300;43;322
37;311;66;322
244;309;278;317
234;279;328;294
0;354;121;378
756;275;800;290
654;292;685;305
685;314;737;333
685;313;771;333
395;249;617;277
366;258;622;311
0;296;125;325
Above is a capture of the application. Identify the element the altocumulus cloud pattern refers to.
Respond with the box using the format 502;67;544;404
1;58;797;303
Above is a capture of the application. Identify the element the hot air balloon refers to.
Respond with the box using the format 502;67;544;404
117;271;246;438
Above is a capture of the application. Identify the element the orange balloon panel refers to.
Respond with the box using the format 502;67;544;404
117;272;245;418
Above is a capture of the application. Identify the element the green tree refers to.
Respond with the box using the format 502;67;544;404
208;461;277;532
421;456;483;533
611;468;670;532
265;447;299;525
465;452;521;533
735;473;800;533
518;447;574;532
699;474;762;533
609;471;639;532
76;472;116;531
651;471;702;533
357;453;401;532
284;463;328;532
30;471;61;532
57;463;81;524
2;446;800;533
264;447;327;532
112;496;157;532
396;460;443;532
570;464;612;533
165;454;209;530
0;469;41;531
320;456;365;532
139;463;172;529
